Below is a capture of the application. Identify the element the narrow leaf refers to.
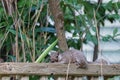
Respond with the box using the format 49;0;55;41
35;39;58;63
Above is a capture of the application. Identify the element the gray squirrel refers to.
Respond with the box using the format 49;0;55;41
50;48;110;69
50;48;88;68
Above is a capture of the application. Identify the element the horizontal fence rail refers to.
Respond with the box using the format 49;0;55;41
0;62;120;80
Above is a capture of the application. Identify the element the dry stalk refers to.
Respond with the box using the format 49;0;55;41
93;0;103;78
32;0;44;62
66;59;71;80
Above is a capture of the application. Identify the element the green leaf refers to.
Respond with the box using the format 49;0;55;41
35;39;58;63
9;29;26;40
113;28;118;36
102;35;112;42
36;27;56;33
9;29;16;35
86;32;92;41
92;36;98;45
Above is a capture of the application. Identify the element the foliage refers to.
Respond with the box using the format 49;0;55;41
61;0;120;46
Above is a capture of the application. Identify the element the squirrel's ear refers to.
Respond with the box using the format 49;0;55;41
49;51;59;56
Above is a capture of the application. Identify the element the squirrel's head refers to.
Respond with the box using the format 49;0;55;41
50;51;59;63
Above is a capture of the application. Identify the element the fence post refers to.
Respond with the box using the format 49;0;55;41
39;76;48;80
0;76;2;80
74;77;83;80
21;76;29;80
2;76;10;80
57;76;66;80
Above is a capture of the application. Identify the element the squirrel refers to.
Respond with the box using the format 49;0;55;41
93;58;109;64
90;56;110;65
50;48;88;68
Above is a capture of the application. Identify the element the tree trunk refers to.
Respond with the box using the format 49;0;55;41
93;44;98;61
48;0;68;51
93;25;100;61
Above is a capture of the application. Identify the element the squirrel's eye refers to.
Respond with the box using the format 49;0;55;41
56;55;59;58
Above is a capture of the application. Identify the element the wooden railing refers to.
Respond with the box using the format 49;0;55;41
0;62;120;80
